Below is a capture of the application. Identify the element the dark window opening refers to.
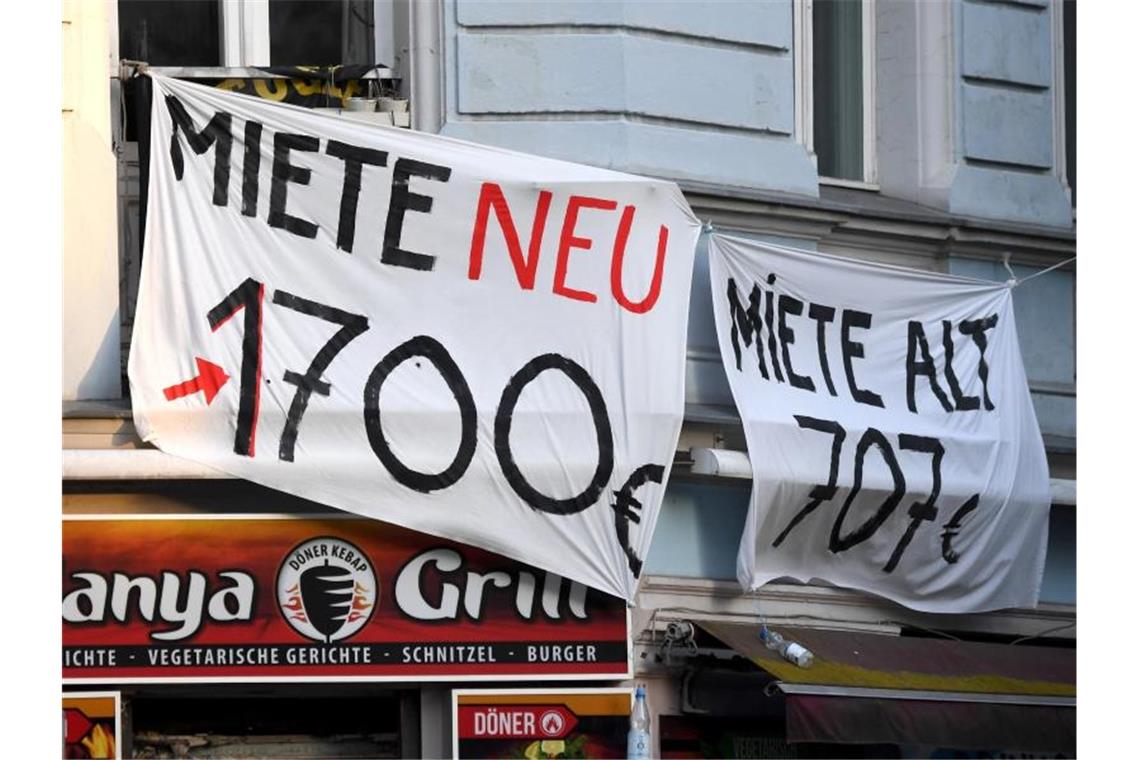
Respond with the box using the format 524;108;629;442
118;0;221;66
130;694;403;759
269;0;376;66
813;0;865;182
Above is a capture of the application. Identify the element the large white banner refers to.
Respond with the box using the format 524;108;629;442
129;76;700;603
708;234;1050;612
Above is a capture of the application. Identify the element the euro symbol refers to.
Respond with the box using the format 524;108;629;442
611;463;665;578
940;494;980;564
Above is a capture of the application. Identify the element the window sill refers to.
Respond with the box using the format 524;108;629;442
139;66;396;80
819;176;880;192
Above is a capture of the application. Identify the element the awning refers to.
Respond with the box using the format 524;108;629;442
698;621;1075;755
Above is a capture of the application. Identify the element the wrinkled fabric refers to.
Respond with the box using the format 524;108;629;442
129;75;700;603
708;234;1050;613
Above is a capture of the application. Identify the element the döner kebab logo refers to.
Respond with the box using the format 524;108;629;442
276;537;377;643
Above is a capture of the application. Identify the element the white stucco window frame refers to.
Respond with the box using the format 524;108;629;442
799;0;879;190
793;0;815;161
219;0;269;66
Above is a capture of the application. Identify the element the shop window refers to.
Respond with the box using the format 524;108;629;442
130;693;405;758
813;0;876;185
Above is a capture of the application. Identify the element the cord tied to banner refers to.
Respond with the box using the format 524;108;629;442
1008;255;1077;288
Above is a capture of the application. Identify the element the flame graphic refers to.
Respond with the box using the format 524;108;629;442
81;723;116;759
346;592;372;623
354;581;370;593
283;590;308;622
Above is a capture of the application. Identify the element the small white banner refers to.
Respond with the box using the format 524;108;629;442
708;234;1050;612
128;76;701;602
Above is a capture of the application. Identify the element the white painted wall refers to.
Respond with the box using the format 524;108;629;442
62;0;121;399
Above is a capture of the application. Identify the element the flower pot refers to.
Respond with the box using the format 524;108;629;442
378;97;409;113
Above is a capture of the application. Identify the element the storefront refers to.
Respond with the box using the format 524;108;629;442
675;622;1076;757
62;481;635;758
61;10;1077;755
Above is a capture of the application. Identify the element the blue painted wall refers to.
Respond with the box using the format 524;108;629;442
644;482;1076;606
948;257;1075;442
644;480;750;579
438;0;818;195
435;0;1073;229
949;0;1072;226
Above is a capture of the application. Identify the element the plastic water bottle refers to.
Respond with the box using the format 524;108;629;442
759;625;814;668
627;685;651;759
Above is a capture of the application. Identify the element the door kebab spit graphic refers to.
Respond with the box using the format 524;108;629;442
62;516;631;682
129;75;700;603
278;537;378;644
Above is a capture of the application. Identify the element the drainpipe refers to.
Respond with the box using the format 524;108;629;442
409;0;443;133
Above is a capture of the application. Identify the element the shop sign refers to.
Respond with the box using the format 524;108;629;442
62;516;630;683
453;688;632;759
129;75;700;603
63;691;120;759
708;234;1051;613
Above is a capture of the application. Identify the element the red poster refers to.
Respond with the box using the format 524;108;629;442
63;516;630;682
62;692;120;759
453;689;632;760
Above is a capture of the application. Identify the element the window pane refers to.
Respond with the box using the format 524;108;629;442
118;0;221;66
813;0;864;181
269;0;376;66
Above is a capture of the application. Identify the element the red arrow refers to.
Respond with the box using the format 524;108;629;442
163;357;230;404
63;708;93;744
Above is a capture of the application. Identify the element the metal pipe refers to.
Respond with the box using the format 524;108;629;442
688;447;1076;506
408;0;442;132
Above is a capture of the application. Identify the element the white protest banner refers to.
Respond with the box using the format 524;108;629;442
128;76;700;603
708;234;1050;613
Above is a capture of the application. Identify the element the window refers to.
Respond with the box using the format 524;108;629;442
269;0;376;65
116;0;379;67
130;693;407;757
118;0;221;66
112;0;393;388
812;0;876;185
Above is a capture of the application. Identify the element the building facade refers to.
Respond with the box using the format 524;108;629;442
63;1;1075;757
